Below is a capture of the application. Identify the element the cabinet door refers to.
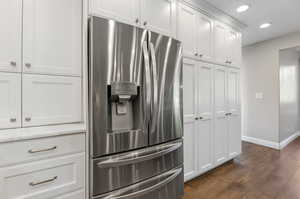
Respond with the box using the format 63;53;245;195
22;75;82;127
214;22;227;65
141;0;176;37
0;73;21;129
0;0;22;72
214;66;228;165
178;3;197;58
89;0;140;26
228;69;241;158
233;32;242;67
197;13;213;61
23;0;82;76
183;59;198;181
197;63;214;173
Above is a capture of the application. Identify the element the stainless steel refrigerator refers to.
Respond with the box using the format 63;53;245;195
88;16;184;199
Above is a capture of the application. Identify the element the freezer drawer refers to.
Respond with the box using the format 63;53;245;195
94;166;183;199
92;139;183;196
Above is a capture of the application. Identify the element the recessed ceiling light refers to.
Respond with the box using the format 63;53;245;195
236;4;250;13
260;22;272;29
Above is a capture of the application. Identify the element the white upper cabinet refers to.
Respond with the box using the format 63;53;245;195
22;75;82;127
183;58;198;181
23;0;82;76
178;4;197;58
0;0;22;72
196;13;213;61
214;22;227;65
89;0;140;26
0;73;21;129
141;0;176;37
197;63;214;173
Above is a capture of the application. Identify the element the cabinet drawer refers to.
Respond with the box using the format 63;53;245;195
0;134;85;167
0;153;85;199
56;189;85;199
22;74;82;127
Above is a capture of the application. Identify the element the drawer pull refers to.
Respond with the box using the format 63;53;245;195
28;146;57;154
29;176;58;186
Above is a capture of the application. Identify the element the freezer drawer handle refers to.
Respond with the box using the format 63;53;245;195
98;168;182;199
97;142;182;168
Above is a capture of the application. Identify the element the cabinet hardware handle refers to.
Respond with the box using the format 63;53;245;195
199;117;203;120
10;118;17;123
225;113;232;116
195;117;199;120
199;54;203;57
29;176;58;186
143;21;147;26
135;18;139;24
10;61;17;66
194;52;198;56
25;117;31;122
28;146;57;154
25;63;31;68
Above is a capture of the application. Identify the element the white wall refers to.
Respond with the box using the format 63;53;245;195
279;48;300;142
242;31;300;144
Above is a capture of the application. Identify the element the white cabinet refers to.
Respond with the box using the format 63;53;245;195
23;0;82;76
0;73;21;129
0;0;22;72
178;3;213;60
0;153;85;199
141;0;176;37
197;63;214;173
214;65;228;165
196;13;214;61
22;75;82;127
178;4;197;58
89;0;140;26
183;59;198;181
227;69;241;158
214;22;227;65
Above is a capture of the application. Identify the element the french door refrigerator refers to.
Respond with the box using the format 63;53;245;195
89;16;183;199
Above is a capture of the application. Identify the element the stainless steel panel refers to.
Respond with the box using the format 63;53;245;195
89;16;149;157
92;139;183;196
148;31;183;145
94;166;184;199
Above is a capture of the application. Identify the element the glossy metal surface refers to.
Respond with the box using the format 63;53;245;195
94;166;184;199
89;16;149;157
148;31;183;145
92;139;183;196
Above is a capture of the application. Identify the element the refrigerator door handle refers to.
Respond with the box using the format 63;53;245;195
97;141;182;168
142;41;152;124
149;42;158;130
96;167;182;199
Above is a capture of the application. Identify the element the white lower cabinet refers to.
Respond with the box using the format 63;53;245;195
183;58;241;182
0;73;21;129
22;74;82;127
0;134;86;199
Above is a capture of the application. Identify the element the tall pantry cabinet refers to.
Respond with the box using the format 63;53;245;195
179;2;242;181
0;0;83;130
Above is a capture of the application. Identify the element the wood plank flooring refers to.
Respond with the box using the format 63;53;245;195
183;138;300;199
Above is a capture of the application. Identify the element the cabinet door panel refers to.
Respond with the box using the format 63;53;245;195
228;69;241;157
183;59;197;181
214;66;228;165
214;22;227;64
197;14;213;61
0;0;21;72
197;63;214;172
23;0;82;76
141;0;176;37
89;0;140;26
22;75;82;127
178;4;197;57
0;73;21;129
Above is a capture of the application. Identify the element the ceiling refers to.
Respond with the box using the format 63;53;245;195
206;0;300;46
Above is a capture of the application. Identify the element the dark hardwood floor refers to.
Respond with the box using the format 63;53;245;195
183;138;300;199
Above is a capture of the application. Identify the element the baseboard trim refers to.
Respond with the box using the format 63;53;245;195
242;136;280;150
279;132;300;150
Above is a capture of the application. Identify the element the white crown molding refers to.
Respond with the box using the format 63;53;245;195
180;0;247;31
